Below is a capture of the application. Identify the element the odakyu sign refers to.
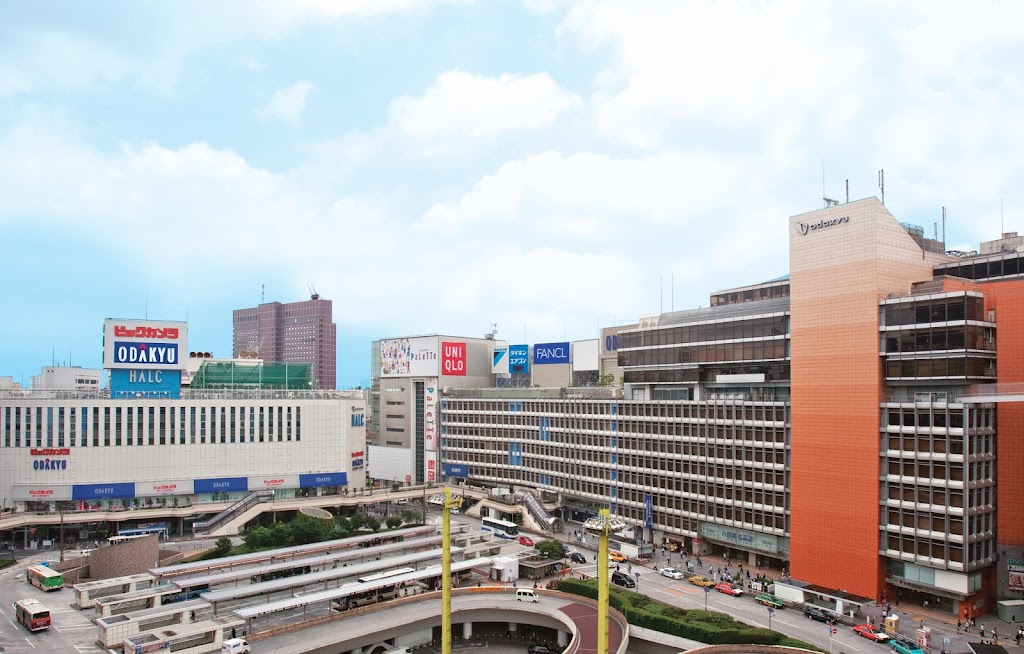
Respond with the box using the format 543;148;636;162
73;482;136;500
299;472;348;488
103;319;188;371
194;477;248;494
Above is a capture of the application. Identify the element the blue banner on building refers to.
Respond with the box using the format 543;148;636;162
109;369;182;399
299;472;348;487
194;477;248;493
644;494;653;529
113;341;180;366
73;482;136;500
445;463;468;478
533;341;570;365
509;344;530;374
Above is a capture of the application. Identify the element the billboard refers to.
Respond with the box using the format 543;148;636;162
445;463;468;478
572;339;599;372
534;341;570;365
136;480;194;496
491;343;509;374
109;369;182;399
380;336;439;377
299;472;348;488
441;341;467;376
424;378;438;452
103;320;188;371
509;344;530;374
194;477;247;494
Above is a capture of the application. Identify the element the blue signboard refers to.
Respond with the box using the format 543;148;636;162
194;477;248;493
109;369;182;399
445;463;468;478
113;342;180;366
533;341;570;365
73;482;136;500
644;494;653;528
509;344;530;373
300;472;348;488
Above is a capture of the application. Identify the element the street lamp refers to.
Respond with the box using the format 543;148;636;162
584;510;628;654
767;606;775;630
703;586;711;611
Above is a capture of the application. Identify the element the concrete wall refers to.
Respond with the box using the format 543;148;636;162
89;535;159;579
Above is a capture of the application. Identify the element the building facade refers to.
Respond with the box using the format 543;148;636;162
233;295;337;389
439;197;1024;617
29;366;102;391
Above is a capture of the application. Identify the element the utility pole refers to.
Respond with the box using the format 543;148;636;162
441;488;463;654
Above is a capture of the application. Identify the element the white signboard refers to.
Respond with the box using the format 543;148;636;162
491;342;510;374
249;475;299;490
380;336;439;377
424;377;438;453
572;339;599;372
103;319;188;371
136;480;194;496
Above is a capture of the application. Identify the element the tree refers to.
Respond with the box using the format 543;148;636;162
364;517;381;532
243;526;271;549
214;537;232;556
385;516;402;529
290;514;329;545
536;539;566;559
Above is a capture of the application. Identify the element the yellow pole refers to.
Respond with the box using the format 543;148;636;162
441;488;462;654
597;508;610;654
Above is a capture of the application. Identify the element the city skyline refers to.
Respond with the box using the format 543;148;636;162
2;1;1022;388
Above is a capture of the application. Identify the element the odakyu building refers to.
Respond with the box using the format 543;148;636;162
0;318;365;513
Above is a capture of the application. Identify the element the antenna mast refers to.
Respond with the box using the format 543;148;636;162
878;169;885;205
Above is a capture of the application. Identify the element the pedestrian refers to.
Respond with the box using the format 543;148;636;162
957;620;961;633
231;628;237;639
981;624;986;637
627;563;632;573
993;628;998;643
923;599;929;609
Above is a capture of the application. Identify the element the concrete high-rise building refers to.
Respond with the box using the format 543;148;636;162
233;295;337;390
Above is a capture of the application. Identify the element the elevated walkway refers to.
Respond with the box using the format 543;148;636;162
193;490;274;536
515;489;563;533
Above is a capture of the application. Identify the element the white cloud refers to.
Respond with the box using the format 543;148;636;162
258;81;315;125
390;70;581;138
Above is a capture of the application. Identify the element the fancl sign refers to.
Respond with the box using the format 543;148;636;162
534;342;570;365
796;215;849;236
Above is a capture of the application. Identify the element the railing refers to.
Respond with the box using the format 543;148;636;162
0;389;364;400
193;490;274;534
514;490;563;533
961;383;1024;398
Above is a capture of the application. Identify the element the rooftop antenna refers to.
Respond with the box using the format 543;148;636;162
846;179;849;204
1001;198;1005;235
261;283;265;304
942;207;946;246
878;169;885;205
485;323;498;340
307;283;319;301
824;197;839;207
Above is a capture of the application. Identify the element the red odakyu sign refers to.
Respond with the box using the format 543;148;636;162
31;448;70;456
114;325;180;339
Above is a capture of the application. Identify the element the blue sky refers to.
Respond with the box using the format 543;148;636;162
2;0;1022;389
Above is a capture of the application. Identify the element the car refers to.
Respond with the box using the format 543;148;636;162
754;593;784;609
890;638;925;654
853;624;890;642
569;552;587;564
609;550;627;562
611;571;635;588
715;582;744;596
687;575;715;587
803;606;834;623
660;567;685;580
528;646;561;654
519;536;534;546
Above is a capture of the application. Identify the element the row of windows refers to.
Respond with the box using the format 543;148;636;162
624;364;791;385
881;296;985;326
1;405;302;447
883;535;971;565
619;316;789;348
884;356;995;380
882;325;992;353
618;340;788;368
444;401;789;423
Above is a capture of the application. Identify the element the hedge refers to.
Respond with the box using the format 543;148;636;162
555;579;819;650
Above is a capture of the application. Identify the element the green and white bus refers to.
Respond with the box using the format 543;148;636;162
26;565;64;592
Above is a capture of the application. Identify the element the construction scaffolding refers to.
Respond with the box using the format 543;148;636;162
189;361;313;390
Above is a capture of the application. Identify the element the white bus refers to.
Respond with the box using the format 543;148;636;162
481;516;519;539
14;598;51;632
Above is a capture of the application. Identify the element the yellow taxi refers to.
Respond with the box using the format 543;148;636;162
608;550;627;562
687;574;715;587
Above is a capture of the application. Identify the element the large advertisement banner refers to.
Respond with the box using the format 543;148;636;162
103;319;188;371
509;344;530;374
441;341;467;376
534;341;570;365
380;337;439;377
1009;558;1024;592
491;343;509;374
424;378;438;452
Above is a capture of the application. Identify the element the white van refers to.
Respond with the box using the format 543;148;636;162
222;638;251;654
383;648;411;654
516;588;538;603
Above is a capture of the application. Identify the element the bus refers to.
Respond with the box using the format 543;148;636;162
26;565;64;591
107;534;149;545
14;598;51;632
358;568;416;584
117;525;169;540
481;517;519;539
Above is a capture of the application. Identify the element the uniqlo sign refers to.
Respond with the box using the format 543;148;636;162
441;341;466;376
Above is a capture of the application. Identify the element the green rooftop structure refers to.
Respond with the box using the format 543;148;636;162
189;361;314;390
